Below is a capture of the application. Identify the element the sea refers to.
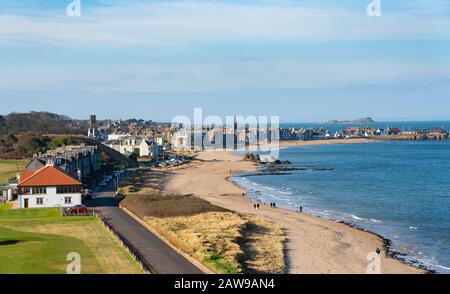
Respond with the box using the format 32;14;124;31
232;121;450;274
279;121;450;133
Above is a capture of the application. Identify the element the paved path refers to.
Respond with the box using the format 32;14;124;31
92;182;203;274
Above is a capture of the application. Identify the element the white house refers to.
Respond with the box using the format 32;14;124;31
107;133;130;141
171;129;191;151
154;134;164;146
0;185;15;202
17;165;82;209
107;137;160;158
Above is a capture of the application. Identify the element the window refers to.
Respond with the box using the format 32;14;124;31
64;197;72;204
21;187;31;194
57;186;80;194
36;198;44;205
32;187;46;195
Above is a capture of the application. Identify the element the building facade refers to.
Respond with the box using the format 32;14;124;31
27;145;101;179
18;165;82;209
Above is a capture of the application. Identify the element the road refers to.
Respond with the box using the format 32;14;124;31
91;181;203;274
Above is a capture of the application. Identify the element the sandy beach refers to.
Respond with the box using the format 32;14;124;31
164;144;424;274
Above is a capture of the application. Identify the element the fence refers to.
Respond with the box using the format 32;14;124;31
58;207;155;274
94;210;155;274
59;207;98;217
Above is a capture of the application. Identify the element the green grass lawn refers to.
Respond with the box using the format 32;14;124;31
0;159;27;184
0;203;12;211
0;226;98;274
0;208;143;274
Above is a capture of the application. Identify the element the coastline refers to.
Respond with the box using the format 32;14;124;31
279;138;378;147
164;145;425;274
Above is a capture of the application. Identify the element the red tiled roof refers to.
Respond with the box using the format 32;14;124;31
19;171;34;182
18;166;82;187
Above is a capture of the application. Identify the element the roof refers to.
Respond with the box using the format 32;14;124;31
18;166;82;187
19;171;35;181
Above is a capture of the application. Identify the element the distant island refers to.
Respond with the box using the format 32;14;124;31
325;117;375;125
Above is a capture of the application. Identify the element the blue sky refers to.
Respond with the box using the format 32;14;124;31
0;0;450;122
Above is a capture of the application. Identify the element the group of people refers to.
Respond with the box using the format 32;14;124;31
253;202;278;209
250;199;304;214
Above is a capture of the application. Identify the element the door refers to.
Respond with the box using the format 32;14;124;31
24;198;29;208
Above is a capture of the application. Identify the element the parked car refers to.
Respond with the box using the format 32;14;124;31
68;205;88;215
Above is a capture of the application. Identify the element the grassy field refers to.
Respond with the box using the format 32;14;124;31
0;208;143;274
120;168;285;274
0;203;12;211
0;159;27;184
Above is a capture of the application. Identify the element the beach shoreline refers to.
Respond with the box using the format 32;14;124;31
279;138;378;147
163;143;425;274
229;173;433;274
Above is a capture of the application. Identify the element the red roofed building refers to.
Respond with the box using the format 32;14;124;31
18;164;82;209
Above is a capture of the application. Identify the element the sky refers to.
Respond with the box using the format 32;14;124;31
0;0;450;122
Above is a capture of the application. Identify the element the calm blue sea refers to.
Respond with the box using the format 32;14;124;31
232;140;450;273
281;121;450;133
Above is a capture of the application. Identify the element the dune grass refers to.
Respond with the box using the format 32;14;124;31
0;160;27;184
0;208;143;274
120;168;286;274
241;216;285;274
145;212;245;274
121;193;227;218
144;212;285;274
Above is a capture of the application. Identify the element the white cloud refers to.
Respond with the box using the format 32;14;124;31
1;59;449;92
0;1;448;94
0;1;449;47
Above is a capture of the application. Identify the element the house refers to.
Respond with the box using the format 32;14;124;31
0;185;16;202
107;136;161;158
374;128;386;136
334;131;344;139
154;134;164;146
171;129;191;150
388;128;402;135
149;141;161;158
27;145;101;179
107;132;130;141
17;164;82;209
401;130;418;135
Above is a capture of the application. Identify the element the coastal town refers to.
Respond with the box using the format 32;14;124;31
0;111;448;275
2;1;449;291
1;112;449;212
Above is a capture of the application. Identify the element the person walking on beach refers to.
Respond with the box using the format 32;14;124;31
253;204;257;210
299;206;303;213
257;203;260;210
